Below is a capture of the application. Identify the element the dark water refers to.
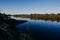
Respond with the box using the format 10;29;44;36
16;18;60;40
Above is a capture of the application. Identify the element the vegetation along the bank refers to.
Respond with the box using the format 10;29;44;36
0;13;28;40
13;13;60;20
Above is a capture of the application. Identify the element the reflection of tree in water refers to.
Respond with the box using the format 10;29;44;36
44;19;60;22
30;18;60;22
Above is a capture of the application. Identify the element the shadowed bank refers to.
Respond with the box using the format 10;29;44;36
0;13;28;40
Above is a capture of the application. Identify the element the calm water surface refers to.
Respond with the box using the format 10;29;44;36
15;17;60;40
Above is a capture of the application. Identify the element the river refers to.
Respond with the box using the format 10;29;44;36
13;17;60;40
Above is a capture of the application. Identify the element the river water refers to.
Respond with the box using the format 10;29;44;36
15;17;60;40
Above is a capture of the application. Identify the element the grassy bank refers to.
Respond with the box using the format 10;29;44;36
13;13;60;20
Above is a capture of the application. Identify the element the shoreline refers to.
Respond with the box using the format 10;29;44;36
13;14;60;21
0;13;27;40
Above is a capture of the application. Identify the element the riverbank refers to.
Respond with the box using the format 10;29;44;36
13;13;60;21
0;13;27;40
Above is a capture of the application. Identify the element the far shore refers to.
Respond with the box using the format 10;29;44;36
13;13;60;21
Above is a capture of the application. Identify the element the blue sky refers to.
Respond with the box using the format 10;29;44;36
0;0;60;14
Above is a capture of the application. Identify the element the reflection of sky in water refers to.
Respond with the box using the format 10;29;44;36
16;22;29;32
16;18;60;40
11;16;31;21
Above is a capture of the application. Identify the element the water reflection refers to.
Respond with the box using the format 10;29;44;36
30;18;60;22
11;16;31;21
12;16;60;22
16;17;60;40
